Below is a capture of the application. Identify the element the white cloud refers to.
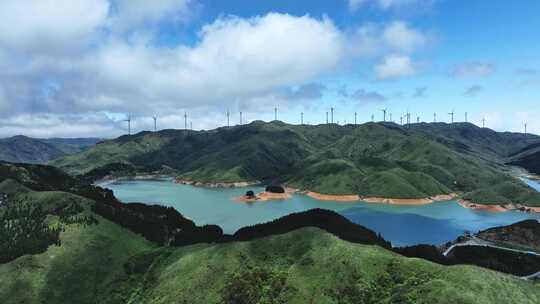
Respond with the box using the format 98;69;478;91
382;21;426;53
348;21;427;58
451;62;496;78
0;0;109;54
0;1;431;137
374;55;416;80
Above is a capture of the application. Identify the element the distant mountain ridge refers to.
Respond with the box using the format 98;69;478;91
53;121;540;207
0;135;101;164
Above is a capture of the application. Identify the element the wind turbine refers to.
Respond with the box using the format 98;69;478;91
389;113;393;122
184;112;188;130
481;117;486;128
465;112;468;123
381;108;387;122
240;111;243;125
331;107;334;124
524;122;528;137
433;112;437;123
406;111;411;127
124;114;132;135
274;106;278;121
371;114;374;122
400;115;403;125
417;115;420;124
301;112;304;125
226;109;230;127
152;115;157;132
326;111;329;124
190;121;193;130
354;112;357;125
448;110;455;124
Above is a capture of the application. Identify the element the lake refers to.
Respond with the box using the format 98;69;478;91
103;178;540;247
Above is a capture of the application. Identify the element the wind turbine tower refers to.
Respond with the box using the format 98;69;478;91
240;111;243;125
326;112;329;124
465;112;468;123
448;110;455;124
381;108;387;122
433;112;437;123
274;107;278;121
417;116;420;124
524;122;528;137
152;115;157;132
226;109;230;127
389;113;393;122
331;107;334;124
400;115;403;125
301;112;304;125
124;115;132;135
371;114;374;122
481;117;486;128
354;112;357;125
184;112;188;130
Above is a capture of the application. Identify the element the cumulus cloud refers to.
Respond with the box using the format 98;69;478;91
0;0;109;55
0;1;429;137
348;21;427;57
382;21;426;53
464;85;482;97
374;55;416;80
451;62;496;78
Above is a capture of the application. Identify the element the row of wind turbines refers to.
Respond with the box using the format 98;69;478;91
122;107;529;137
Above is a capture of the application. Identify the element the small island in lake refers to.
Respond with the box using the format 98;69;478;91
236;185;292;202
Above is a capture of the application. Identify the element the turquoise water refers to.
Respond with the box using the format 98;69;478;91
103;179;540;246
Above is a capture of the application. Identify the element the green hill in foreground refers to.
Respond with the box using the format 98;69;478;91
53;121;540;206
1;162;539;303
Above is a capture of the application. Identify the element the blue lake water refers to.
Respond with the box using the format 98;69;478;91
103;179;540;247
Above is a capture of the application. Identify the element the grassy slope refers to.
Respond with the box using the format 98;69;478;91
0;177;538;303
2;223;539;304
53;121;540;205
137;228;540;304
0;185;156;304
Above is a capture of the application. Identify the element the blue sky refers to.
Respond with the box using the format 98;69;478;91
0;0;538;137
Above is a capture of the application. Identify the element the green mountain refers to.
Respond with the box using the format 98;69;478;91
0;135;101;164
53;121;540;206
1;162;539;304
410;122;540;160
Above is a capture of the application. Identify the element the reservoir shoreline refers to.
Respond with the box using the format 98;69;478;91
97;176;540;213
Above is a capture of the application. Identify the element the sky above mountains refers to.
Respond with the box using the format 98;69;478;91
0;0;538;138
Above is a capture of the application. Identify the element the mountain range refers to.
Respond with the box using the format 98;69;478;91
0;136;101;164
52;121;540;206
